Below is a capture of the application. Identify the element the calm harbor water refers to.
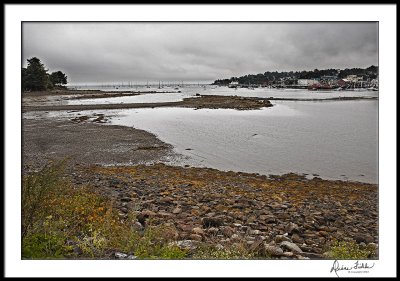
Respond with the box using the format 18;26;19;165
66;85;379;105
38;86;378;183
107;99;378;184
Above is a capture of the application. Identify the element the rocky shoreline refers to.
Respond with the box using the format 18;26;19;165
73;163;378;260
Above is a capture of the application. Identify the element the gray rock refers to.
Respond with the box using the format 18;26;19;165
190;234;203;241
296;255;310;260
231;234;240;241
221;226;235;237
115;252;128;259
282;251;294;258
286;222;300;234
291;233;304;244
280;241;303;253
207;227;219;235
275;235;292;243
265;245;284;256
133;221;144;231
192;227;205;235
118;212;128;219
247;241;255;246
249;229;262;235
172;207;182;214
245;236;256;241
171;240;199;250
367;242;378;250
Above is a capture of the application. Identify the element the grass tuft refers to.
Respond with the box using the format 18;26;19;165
326;240;376;260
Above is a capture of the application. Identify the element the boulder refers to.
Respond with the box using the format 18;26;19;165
280;241;303;253
265;245;284;257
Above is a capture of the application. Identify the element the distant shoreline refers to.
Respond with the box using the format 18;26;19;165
22;90;377;112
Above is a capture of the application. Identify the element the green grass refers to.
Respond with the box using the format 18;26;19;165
326;241;376;260
21;161;187;259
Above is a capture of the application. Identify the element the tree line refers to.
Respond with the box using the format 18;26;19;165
22;57;68;91
212;66;378;85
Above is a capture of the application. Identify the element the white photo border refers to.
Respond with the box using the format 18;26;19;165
5;4;397;277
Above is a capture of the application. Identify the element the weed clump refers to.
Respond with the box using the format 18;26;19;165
21;161;187;259
325;241;376;260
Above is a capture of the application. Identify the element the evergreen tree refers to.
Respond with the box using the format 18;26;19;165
49;71;68;86
23;57;49;91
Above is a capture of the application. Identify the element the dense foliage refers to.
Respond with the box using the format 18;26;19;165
22;57;68;91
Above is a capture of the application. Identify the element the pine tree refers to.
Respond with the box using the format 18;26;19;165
23;57;49;91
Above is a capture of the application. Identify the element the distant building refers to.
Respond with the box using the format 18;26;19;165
228;81;239;88
370;79;378;87
297;79;319;86
346;75;362;82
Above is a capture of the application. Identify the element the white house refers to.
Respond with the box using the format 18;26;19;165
228;81;239;88
297;79;319;86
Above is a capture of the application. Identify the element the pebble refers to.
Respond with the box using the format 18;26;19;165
190;234;203;241
192;227;205;235
249;229;262;235
115;252;128;259
172;207;182;214
172;240;199;250
291;233;304;244
286;222;300;234
207;227;219;234
275;235;292;243
231;234;240;241
221;226;235;237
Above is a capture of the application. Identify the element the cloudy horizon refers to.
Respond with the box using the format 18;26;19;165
22;22;378;84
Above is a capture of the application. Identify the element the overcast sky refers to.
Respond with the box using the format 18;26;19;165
22;22;378;84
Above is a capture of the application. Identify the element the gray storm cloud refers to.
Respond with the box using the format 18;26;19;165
22;22;378;84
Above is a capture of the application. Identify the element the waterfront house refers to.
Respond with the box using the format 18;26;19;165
297;79;319;86
228;81;239;88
